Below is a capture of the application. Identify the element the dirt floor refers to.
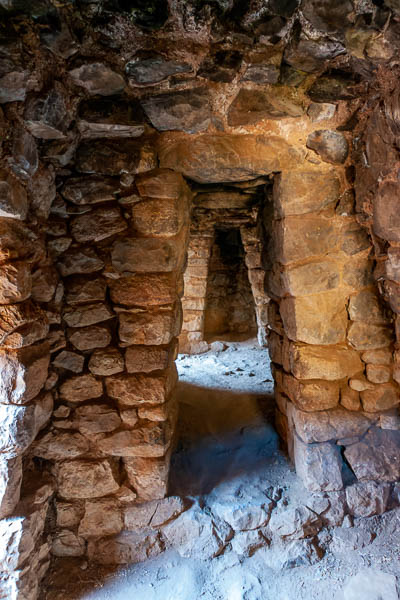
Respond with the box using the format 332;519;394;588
43;338;400;600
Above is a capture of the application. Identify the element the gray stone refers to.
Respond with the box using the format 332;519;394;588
126;57;191;85
63;303;114;328
57;248;104;277
24;84;69;139
268;505;321;540
88;529;163;564
61;176;120;205
53;351;85;373
124;496;186;530
341;570;398;600
290;405;375;443
294;435;344;492
0;70;29;103
141;88;211;134
330;527;374;553
77;120;145;139
242;64;279;84
210;500;273;531
51;530;86;557
306;130;349;164
68;326;111;351
345;481;391;517
161;505;231;559
69;63;125;96
344;428;400;481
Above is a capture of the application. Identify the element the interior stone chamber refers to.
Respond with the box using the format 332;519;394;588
1;0;400;597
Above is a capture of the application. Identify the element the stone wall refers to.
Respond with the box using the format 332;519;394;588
1;0;400;596
265;166;400;493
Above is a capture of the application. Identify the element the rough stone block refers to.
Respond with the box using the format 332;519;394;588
306;130;349;164
65;277;106;305
69;63;125;96
123;456;169;501
289;404;375;443
125;343;176;373
228;87;303;126
79;499;123;538
106;369;177;407
289;344;363;381
63;303;114;328
68;325;111;351
361;347;393;365
57;248;104;277
74;404;121;435
53;350;85;373
0;301;49;349
96;423;171;457
282;373;340;411
55;459;119;499
110;273;177;306
273;169;340;217
272;216;338;265
280;291;348;345
51;530;86;557
76;139;157;176
373;181;400;243
87;530;163;564
294;435;344;491
158;133;302;183
132;197;188;238
0;169;28;220
32;431;90;460
345;481;391;517
61;175;121;205
0;456;22;519
344;428;400;481
0;343;50;405
112;234;186;273
281;259;340;296
141;88;211;134
124;496;185;530
366;364;391;383
360;383;399;412
71;207;127;243
0;262;32;305
118;308;180;346
59;374;103;403
348;289;389;324
88;347;124;376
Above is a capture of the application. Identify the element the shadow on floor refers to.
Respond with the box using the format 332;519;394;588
169;381;277;497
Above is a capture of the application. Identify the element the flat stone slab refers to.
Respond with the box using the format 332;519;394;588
341;569;398;600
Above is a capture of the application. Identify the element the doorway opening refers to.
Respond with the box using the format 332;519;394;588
204;228;257;343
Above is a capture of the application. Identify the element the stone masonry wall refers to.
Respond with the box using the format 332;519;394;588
32;167;191;562
1;1;400;596
266;165;400;494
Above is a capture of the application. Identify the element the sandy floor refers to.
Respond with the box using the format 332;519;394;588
44;338;400;600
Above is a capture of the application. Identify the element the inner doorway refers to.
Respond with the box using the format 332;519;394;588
204;228;257;343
